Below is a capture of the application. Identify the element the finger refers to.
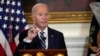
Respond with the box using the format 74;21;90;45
29;28;38;34
30;29;34;33
34;29;38;34
31;26;37;31
32;25;36;29
29;28;34;34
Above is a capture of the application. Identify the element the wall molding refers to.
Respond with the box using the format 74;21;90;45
25;11;93;24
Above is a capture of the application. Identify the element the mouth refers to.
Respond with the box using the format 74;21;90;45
41;21;48;23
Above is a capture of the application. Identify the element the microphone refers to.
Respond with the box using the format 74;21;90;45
42;37;46;41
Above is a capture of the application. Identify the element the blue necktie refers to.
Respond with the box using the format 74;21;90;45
40;32;46;49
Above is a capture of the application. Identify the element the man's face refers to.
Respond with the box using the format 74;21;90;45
32;5;49;28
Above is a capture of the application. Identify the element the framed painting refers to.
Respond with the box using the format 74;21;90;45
22;0;96;24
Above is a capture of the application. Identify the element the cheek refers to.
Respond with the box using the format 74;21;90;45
34;16;40;21
35;18;41;24
35;16;41;20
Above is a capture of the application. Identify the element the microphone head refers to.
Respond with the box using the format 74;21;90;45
42;37;46;40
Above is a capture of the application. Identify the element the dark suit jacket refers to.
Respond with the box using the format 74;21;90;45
14;27;67;56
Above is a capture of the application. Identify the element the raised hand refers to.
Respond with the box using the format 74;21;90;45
26;26;38;40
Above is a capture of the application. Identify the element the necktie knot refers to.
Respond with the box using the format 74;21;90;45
40;32;44;35
40;32;46;40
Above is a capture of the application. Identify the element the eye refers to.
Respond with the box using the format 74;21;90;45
39;13;42;16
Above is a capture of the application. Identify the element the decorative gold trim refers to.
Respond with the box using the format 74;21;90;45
36;52;45;56
22;53;32;56
25;11;93;24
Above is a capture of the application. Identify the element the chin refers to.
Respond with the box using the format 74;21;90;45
42;25;47;28
41;25;47;28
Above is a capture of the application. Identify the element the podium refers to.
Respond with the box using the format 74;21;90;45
19;49;67;56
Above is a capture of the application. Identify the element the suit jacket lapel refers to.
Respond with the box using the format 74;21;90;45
48;27;54;49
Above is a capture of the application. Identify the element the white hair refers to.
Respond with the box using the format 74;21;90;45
31;3;48;14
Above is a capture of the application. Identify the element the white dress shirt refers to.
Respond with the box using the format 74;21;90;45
23;26;48;49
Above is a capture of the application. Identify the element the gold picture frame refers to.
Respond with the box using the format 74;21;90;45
25;11;93;24
22;0;94;24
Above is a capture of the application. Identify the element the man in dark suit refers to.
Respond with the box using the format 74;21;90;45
14;3;67;56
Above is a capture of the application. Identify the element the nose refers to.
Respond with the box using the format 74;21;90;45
42;15;48;20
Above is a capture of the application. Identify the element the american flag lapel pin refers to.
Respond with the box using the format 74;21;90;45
51;35;54;38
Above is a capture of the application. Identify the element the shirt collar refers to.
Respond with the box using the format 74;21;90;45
36;26;48;34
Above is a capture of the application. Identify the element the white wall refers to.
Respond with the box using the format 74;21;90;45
49;23;90;56
29;23;91;56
